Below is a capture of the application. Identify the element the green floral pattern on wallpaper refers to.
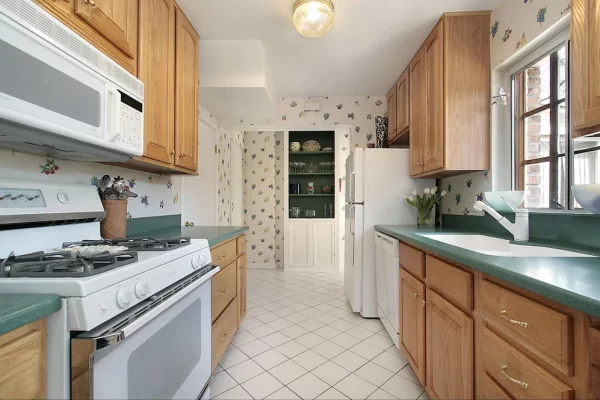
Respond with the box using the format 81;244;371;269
217;129;244;225
243;131;277;267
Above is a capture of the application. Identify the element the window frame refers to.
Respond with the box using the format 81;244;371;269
508;29;576;211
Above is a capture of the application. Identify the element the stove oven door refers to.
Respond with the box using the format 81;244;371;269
71;274;212;400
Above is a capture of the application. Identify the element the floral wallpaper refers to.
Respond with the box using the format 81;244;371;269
278;97;387;148
441;0;571;216
491;0;571;68
243;131;278;268
0;149;181;219
217;128;244;225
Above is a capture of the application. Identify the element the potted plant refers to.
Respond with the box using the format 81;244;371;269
404;187;446;228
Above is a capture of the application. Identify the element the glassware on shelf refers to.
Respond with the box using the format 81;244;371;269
329;203;333;218
324;204;328;217
290;207;301;218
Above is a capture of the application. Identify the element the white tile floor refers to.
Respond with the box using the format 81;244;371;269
209;270;430;400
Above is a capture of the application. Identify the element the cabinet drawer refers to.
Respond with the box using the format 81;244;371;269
481;327;573;400
212;299;238;371
212;261;237;322
400;243;425;279
481;280;573;375
211;239;237;268
480;373;513;400
426;256;473;311
237;235;246;255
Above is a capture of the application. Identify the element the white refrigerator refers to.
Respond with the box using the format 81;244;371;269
344;148;433;317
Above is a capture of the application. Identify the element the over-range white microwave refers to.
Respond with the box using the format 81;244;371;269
0;0;144;162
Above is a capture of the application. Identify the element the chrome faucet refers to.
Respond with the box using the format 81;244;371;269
473;198;529;242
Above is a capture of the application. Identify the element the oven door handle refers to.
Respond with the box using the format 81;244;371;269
76;267;219;351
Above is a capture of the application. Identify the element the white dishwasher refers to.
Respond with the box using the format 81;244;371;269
375;232;400;347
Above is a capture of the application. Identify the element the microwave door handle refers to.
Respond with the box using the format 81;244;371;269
107;85;121;143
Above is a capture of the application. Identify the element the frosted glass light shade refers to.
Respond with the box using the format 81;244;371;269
293;0;335;38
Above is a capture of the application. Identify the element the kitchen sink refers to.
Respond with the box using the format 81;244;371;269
417;234;595;258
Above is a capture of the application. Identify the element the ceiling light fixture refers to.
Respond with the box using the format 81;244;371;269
293;0;335;38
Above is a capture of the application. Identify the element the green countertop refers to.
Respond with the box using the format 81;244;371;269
375;225;600;318
0;294;61;336
128;226;249;247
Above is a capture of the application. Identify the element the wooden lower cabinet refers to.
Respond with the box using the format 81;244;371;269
399;269;426;384
397;241;594;399
211;234;247;371
211;299;238;371
0;319;46;400
426;288;473;399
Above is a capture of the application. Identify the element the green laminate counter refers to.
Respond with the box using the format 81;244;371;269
375;225;600;318
128;226;248;247
0;294;61;336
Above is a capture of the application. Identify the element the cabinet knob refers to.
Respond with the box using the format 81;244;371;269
218;289;226;296
170;151;176;156
219;332;228;341
179;153;185;158
412;292;419;298
185;221;195;227
85;0;96;6
422;300;429;306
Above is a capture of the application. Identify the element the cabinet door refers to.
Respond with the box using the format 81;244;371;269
34;0;136;73
387;86;398;142
312;220;335;268
138;0;175;164
288;220;312;267
409;48;426;176
237;254;247;326
174;7;199;171
572;0;600;136
396;67;410;135
423;22;445;172
399;269;426;385
0;320;46;400
74;0;138;57
426;288;473;400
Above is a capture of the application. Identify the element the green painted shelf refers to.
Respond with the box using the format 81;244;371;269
290;194;335;197
289;151;335;155
289;173;334;176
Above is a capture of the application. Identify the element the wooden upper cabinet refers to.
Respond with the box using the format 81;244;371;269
572;0;600;137
408;12;490;178
0;320;46;400
423;22;444;173
396;67;410;136
138;0;175;164
74;0;137;58
174;7;199;171
34;0;138;74
409;47;426;176
399;269;426;385
386;86;398;142
426;288;474;400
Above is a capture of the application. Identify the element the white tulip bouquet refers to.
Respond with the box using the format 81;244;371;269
403;187;447;227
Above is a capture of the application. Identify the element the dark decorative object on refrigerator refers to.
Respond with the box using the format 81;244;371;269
375;116;389;148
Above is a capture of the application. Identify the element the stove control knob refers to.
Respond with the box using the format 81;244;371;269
117;288;133;308
134;281;150;298
57;192;70;204
192;252;209;270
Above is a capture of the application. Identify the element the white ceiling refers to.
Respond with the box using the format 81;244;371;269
178;0;501;98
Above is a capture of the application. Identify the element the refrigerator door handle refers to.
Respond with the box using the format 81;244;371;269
349;172;356;203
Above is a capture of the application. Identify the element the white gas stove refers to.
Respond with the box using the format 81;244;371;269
0;180;216;400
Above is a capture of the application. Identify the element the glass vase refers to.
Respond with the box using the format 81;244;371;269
417;208;434;228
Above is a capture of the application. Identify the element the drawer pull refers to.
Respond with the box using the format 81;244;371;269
500;364;529;389
413;292;420;298
219;254;226;259
218;289;226;296
500;310;528;328
239;265;244;270
220;333;228;341
422;300;429;306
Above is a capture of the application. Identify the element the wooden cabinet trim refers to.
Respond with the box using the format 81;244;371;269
396;67;410;136
387;86;398;142
236;235;247;256
409;48;426;175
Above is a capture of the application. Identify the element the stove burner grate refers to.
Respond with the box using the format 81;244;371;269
63;237;191;251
